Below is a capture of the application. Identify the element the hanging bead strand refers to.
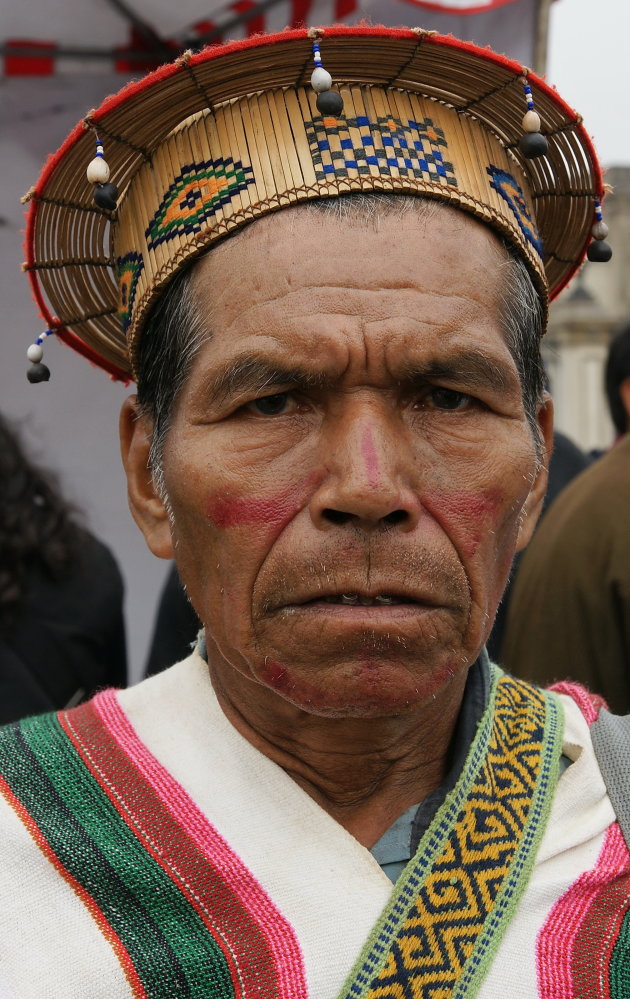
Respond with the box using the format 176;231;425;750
518;74;548;159
26;329;56;383
87;134;118;211
310;38;343;116
587;198;612;261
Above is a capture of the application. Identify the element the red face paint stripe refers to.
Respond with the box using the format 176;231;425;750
0;772;148;999
207;476;316;531
361;428;380;491
67;693;308;999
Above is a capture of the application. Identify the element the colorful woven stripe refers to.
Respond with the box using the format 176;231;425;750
0;694;307;999
537;799;630;999
549;681;607;725
339;671;563;999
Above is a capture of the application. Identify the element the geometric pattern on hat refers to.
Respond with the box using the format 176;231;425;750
487;165;542;255
305;114;457;186
21;26;606;383
145;159;256;250
116;251;144;331
115;82;546;373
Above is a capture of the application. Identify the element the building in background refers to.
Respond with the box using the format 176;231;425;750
545;166;630;452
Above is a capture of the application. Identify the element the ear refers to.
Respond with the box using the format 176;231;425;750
619;377;630;432
515;394;554;553
119;395;175;560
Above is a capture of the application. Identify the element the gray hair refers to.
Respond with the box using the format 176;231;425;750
136;193;545;481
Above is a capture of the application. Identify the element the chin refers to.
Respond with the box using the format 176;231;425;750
257;654;462;718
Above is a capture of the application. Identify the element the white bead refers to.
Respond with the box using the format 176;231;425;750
311;67;332;93
592;220;609;240
27;343;43;363
86;156;110;184
522;110;541;133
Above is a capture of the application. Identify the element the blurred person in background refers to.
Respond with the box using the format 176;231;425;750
502;321;630;712
0;413;127;722
145;561;199;676
486;427;591;662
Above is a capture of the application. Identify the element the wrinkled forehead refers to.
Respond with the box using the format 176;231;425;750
178;200;516;388
187;195;510;316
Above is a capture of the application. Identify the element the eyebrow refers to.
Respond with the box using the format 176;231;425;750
207;356;331;406
396;350;514;395
205;346;515;407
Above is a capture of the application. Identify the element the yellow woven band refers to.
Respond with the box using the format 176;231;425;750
118;84;546;373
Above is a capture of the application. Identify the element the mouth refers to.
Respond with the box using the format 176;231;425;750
270;587;442;615
317;593;414;606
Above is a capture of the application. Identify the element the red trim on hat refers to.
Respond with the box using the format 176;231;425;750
4;39;56;77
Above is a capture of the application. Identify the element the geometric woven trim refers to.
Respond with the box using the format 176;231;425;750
145;158;255;250
305;114;458;187
338;668;564;999
487;165;542;255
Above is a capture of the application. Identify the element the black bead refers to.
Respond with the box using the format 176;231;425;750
518;131;548;159
316;90;344;116
587;239;613;262
27;362;50;383
93;182;119;211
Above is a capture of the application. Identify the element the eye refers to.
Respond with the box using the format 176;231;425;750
249;392;292;416
424;388;472;411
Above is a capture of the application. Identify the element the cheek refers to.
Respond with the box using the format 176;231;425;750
205;471;321;538
422;489;507;560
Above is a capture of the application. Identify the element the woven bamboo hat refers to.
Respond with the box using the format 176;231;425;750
22;25;607;383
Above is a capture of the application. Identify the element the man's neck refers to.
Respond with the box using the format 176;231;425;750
207;655;469;849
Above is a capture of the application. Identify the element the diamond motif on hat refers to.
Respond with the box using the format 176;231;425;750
116;251;144;332
146;159;255;250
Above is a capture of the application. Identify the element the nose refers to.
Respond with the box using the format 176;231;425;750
311;402;422;532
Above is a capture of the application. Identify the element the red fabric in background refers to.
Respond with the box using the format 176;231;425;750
4;40;56;77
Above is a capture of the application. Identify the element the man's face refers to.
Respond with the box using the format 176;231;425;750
129;205;550;717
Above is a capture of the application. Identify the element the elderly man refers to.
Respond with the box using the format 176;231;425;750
1;26;627;999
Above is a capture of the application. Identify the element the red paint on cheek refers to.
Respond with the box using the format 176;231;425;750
423;489;503;559
261;659;289;691
361;427;380;489
206;475;317;530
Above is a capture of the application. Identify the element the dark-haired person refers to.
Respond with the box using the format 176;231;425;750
503;321;630;712
0;28;628;999
0;414;127;722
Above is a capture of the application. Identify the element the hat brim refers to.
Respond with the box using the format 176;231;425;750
23;25;604;381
